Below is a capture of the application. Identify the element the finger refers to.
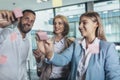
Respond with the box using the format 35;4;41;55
33;52;41;58
1;11;6;19
10;11;15;22
33;50;38;55
45;40;52;46
33;49;40;54
7;11;15;22
1;10;14;22
5;11;10;21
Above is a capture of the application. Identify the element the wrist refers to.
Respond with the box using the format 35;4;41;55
46;52;53;60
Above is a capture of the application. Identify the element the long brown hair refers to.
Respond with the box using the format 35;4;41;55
80;11;106;41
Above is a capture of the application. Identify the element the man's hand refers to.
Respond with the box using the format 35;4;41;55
0;10;15;28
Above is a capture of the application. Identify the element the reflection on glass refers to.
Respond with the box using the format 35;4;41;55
94;0;120;58
94;0;120;42
28;9;54;78
31;30;38;50
33;9;54;33
55;4;85;38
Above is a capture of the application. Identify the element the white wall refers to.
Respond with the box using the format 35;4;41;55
0;0;96;10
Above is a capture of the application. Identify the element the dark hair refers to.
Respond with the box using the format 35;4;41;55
22;9;36;16
53;15;69;37
80;11;106;41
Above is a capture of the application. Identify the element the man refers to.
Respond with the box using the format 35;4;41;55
0;9;36;80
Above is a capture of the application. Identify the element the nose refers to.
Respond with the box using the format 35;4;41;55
27;20;33;26
27;19;31;24
54;23;59;28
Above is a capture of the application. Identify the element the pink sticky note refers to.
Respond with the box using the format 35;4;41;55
0;55;7;64
37;31;48;40
10;32;17;42
13;8;23;18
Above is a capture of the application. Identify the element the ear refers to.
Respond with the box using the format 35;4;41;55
94;22;98;28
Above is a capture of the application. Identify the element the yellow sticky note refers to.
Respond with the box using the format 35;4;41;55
52;0;62;7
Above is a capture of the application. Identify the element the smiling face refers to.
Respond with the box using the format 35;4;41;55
53;18;64;36
79;12;106;41
53;15;69;37
18;11;36;34
79;16;98;38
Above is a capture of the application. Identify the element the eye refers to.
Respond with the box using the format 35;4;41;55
53;22;63;25
58;22;63;25
83;21;87;25
83;22;85;25
30;20;34;23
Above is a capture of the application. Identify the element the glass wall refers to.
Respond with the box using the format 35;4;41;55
55;4;85;38
28;3;86;80
94;0;120;59
94;0;120;42
28;0;120;80
28;9;54;80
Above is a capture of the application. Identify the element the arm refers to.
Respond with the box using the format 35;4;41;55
105;43;120;80
0;10;15;43
37;39;75;66
33;49;45;77
48;42;75;66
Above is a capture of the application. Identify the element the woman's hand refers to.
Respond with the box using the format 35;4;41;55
33;48;44;63
36;39;54;60
36;40;46;53
44;40;54;59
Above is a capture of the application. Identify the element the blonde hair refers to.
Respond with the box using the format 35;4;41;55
80;11;106;41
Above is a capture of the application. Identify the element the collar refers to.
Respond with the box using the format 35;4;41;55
81;38;100;50
14;26;28;40
54;37;65;44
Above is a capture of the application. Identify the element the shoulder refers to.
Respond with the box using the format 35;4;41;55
100;40;115;48
100;40;116;53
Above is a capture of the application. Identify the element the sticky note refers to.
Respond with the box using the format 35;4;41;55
13;8;23;18
0;55;7;64
52;0;62;7
37;32;48;40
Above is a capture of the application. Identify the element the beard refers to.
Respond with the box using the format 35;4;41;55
18;21;31;34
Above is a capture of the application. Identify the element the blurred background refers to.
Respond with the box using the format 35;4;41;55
0;0;120;80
